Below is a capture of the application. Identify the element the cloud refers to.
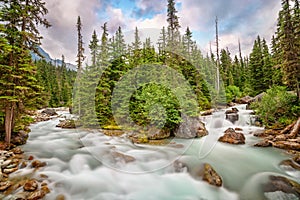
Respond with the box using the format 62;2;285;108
38;0;282;64
177;0;281;56
40;0;103;63
132;0;166;17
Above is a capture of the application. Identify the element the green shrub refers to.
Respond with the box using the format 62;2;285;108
251;86;299;128
225;85;242;103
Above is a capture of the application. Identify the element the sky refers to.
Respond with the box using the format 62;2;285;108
40;0;282;64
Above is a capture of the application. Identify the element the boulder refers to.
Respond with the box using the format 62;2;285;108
200;109;214;116
263;175;300;198
280;159;300;170
225;107;239;114
11;130;29;145
56;119;76;129
254;140;272;147
218;128;245;144
202;163;222;187
41;108;57;116
235;96;254;104
174;114;208;138
31;160;46;168
23;179;38;191
226;113;239;124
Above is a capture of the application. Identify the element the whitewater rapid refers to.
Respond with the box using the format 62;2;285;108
13;105;300;200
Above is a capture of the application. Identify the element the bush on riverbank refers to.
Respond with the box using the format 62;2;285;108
251;86;300;128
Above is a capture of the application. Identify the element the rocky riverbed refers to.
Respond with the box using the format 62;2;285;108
0;146;50;200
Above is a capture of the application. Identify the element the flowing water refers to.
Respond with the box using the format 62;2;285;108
11;105;300;200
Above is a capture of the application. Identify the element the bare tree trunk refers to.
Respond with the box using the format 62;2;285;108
5;103;14;145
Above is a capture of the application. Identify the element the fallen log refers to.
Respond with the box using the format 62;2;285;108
286;117;300;139
280;121;296;135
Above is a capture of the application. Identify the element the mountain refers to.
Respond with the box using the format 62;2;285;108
31;47;77;71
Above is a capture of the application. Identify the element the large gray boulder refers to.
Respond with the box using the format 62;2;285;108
174;114;208;138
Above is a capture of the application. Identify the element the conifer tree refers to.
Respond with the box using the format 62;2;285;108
0;0;50;144
277;0;300;99
89;30;99;68
76;16;85;74
167;0;180;50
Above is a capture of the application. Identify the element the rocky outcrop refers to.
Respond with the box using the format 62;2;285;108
218;128;245;144
201;163;223;187
174;114;208;138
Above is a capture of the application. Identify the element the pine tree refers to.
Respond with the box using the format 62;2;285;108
277;0;300;99
0;0;50;144
248;36;264;95
76;16;85;74
167;0;180;50
132;27;141;51
89;30;99;68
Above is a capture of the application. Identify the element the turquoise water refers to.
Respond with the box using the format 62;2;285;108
11;106;299;200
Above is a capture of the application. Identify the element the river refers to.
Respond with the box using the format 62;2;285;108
15;105;300;200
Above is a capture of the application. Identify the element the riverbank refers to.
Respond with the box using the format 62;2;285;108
0;108;65;199
0;145;50;199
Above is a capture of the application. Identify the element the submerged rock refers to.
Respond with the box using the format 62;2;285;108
111;151;136;163
174;114;208;138
218;128;245;144
202;163;223;187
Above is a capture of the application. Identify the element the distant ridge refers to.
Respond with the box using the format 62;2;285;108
31;47;77;71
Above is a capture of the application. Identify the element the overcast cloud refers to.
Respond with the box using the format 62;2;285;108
39;0;281;64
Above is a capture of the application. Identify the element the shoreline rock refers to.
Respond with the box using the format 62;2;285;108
253;118;300;163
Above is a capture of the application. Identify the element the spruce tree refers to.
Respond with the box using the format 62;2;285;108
167;0;180;50
0;0;50;144
277;0;300;99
